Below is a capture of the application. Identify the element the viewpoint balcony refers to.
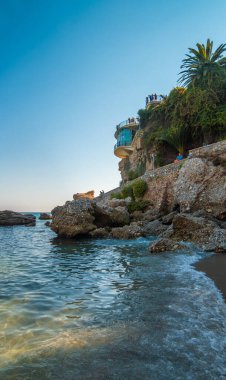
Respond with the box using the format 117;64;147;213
114;140;134;159
114;117;139;139
146;94;165;110
114;117;139;159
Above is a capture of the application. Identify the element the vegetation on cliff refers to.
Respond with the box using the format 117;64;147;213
110;179;149;213
138;39;226;158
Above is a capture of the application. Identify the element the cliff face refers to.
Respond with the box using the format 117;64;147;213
118;129;177;182
139;140;226;219
174;152;226;219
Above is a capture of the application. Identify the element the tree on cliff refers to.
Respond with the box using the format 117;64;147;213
178;39;226;88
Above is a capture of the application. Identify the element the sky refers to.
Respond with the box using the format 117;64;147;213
0;0;226;211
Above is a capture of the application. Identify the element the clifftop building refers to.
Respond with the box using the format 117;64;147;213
113;95;164;181
114;117;139;159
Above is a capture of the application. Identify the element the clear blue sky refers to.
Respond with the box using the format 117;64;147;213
0;0;225;211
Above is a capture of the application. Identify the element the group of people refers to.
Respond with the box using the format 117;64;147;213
146;94;166;105
127;117;139;124
146;94;158;104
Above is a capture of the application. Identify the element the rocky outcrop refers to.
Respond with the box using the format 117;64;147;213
0;210;36;226
121;140;226;220
149;238;187;253
149;214;226;253
73;191;94;200
39;213;52;220
51;141;226;247
174;154;226;219
171;214;226;251
51;199;96;238
51;199;131;238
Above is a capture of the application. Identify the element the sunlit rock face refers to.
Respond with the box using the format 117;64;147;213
51;199;131;238
174;150;226;219
0;210;36;226
73;190;95;200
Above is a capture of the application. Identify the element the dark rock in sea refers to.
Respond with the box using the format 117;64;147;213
39;213;52;220
0;210;36;226
45;221;51;227
150;213;226;252
149;238;187;253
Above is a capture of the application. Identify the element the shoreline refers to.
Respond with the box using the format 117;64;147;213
194;253;226;302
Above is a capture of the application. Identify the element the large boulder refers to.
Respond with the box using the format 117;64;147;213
0;210;36;226
174;156;226;219
51;199;96;238
153;213;226;252
51;200;131;238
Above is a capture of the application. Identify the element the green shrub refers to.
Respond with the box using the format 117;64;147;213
132;179;148;199
128;169;139;181
110;192;123;200
121;184;134;199
127;200;150;213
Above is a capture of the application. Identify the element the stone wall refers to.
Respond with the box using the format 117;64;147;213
189;140;226;158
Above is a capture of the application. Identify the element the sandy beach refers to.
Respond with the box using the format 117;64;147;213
195;254;226;301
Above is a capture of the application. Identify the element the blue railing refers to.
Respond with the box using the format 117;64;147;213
116;118;139;131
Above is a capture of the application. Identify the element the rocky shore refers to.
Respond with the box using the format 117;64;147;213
50;141;226;253
0;210;36;226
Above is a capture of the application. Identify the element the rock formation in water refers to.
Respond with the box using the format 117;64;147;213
0;210;36;226
51;199;130;238
39;213;52;220
51;141;226;252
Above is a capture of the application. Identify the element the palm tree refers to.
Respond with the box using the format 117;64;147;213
158;125;188;155
178;39;226;87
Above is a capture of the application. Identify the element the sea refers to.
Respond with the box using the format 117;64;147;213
0;214;226;379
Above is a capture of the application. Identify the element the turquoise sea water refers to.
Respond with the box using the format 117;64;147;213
0;215;226;379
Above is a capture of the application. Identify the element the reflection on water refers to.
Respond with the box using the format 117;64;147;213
1;218;226;379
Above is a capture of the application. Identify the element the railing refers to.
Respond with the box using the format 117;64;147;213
145;94;166;105
114;140;132;150
116;117;139;131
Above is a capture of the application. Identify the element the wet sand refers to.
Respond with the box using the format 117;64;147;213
195;254;226;302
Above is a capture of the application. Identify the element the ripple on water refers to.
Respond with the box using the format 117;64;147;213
1;219;226;379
